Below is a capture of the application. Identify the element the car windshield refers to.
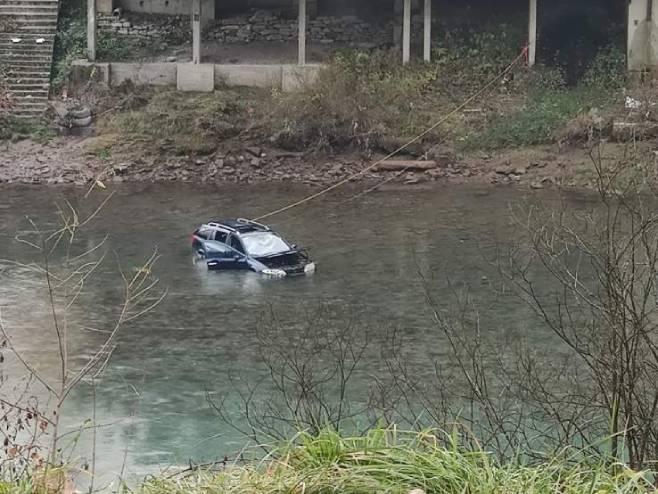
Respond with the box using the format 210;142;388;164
241;232;291;257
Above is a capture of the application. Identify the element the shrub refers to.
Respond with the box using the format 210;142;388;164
100;88;257;155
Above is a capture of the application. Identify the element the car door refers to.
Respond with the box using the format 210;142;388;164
192;227;211;255
206;231;247;271
226;234;249;270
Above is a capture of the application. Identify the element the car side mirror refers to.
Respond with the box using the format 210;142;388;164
197;249;204;256
291;244;298;250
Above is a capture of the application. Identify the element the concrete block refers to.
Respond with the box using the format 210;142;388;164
110;62;177;86
281;64;321;92
177;63;215;92
214;64;283;89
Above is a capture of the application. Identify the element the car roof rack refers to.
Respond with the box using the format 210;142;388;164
236;218;270;231
206;221;237;232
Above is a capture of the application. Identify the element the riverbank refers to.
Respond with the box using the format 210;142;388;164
1;135;649;190
76;429;658;493
0;429;651;494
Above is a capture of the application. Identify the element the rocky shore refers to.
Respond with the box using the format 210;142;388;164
0;136;626;190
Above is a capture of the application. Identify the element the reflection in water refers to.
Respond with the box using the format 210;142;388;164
0;183;577;481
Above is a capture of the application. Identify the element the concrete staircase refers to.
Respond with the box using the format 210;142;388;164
0;0;60;119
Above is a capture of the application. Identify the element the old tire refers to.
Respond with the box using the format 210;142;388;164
70;115;92;127
69;107;91;119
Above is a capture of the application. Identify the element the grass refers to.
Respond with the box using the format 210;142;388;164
137;429;653;494
84;26;627;157
96;87;261;155
0;116;53;143
462;87;612;150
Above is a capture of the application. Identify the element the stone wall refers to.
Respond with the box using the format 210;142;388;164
99;9;392;48
98;12;190;41
206;11;392;47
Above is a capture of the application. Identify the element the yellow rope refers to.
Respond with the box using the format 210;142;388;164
253;48;528;222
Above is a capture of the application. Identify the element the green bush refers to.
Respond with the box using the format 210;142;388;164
266;21;529;151
581;44;627;90
463;43;625;150
52;17;148;91
268;50;445;150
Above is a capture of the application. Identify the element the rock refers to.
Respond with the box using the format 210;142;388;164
514;166;527;175
495;166;512;175
245;146;261;157
530;181;544;190
195;159;206;166
328;163;343;175
250;158;262;167
113;164;129;175
404;176;427;185
166;56;177;62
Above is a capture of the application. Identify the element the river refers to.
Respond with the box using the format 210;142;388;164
0;183;589;482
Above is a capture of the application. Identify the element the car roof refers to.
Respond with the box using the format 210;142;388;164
203;218;271;234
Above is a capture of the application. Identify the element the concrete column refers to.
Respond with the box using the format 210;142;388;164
87;0;96;61
528;0;537;66
402;0;411;64
423;0;431;62
628;0;654;70
192;0;202;64
298;0;307;66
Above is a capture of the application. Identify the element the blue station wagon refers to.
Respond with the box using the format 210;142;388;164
191;218;316;277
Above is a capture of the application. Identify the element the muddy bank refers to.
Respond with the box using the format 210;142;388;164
0;136;641;190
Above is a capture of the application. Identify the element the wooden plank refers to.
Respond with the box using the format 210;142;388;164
374;160;437;171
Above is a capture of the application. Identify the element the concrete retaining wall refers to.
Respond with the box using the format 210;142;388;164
71;60;321;91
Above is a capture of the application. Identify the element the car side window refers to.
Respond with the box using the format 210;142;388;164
229;235;244;254
213;230;228;243
197;228;211;240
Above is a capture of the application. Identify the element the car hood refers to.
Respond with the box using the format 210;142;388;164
256;251;308;269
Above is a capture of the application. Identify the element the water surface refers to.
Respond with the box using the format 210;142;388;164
0;183;587;480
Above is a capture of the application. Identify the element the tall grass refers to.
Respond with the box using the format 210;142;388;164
138;429;653;494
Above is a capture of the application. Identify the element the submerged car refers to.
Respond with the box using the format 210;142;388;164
191;218;316;277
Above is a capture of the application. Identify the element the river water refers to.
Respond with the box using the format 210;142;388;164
0;183;588;482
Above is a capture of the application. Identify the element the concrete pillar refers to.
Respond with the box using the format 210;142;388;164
298;0;306;66
402;0;411;64
628;0;654;71
423;0;431;62
87;0;96;61
192;0;201;64
528;0;537;66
